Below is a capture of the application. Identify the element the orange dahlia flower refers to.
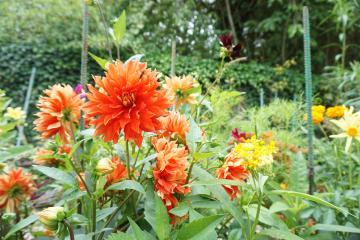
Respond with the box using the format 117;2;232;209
0;168;34;212
34;148;57;166
106;156;127;185
216;151;249;200
164;75;199;109
152;138;190;202
34;84;82;143
83;60;172;146
158;111;190;143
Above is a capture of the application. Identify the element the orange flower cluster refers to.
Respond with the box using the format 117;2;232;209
34;84;82;143
83;60;172;146
158;111;190;143
0;168;34;212
152;138;190;216
216;151;249;200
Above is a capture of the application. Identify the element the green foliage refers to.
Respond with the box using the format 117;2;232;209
289;153;308;193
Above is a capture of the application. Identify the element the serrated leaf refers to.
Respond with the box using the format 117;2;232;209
176;215;223;240
259;228;304;240
271;190;356;218
106;180;145;194
4;215;38;239
289;153;308;192
33;165;75;185
169;202;189;217
113;10;126;43
89;52;108;70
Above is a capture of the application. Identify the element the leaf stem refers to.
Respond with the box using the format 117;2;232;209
64;219;75;240
126;141;131;179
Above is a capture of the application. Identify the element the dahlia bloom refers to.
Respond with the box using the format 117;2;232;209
34;84;82;143
152;138;190;207
164;75;199;109
326;106;346;119
0;168;34;212
219;33;243;59
106;156;127;185
231;128;253;143
158;111;190;143
38;206;65;231
330;106;360;152
216;151;249;200
83;60;172;146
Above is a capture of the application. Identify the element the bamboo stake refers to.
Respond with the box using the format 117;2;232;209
170;39;176;76
303;6;315;195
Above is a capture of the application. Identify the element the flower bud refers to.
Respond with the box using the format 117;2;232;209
0;162;6;171
37;207;65;231
96;157;116;175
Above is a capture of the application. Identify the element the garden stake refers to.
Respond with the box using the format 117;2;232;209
303;6;315;195
80;0;89;131
171;39;176;76
16;67;36;146
259;88;264;107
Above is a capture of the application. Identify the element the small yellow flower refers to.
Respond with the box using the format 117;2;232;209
312;105;326;114
234;136;276;169
274;65;284;75
330;106;360;152
37;207;65;231
304;111;324;125
5;107;25;121
326;106;346;119
96;157;116;175
280;182;288;190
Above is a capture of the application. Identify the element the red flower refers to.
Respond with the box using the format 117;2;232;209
83;60;172;146
219;33;243;59
106;156;127;185
216;152;248;200
158;111;190;143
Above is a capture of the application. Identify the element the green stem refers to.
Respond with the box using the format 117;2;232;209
64;219;75;240
186;161;195;183
348;146;352;189
125;141;131;179
249;191;262;240
341;23;347;69
92;180;97;239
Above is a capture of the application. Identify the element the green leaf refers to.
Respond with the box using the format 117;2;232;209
106;232;134;240
192;166;244;225
269;201;290;213
310;224;360;234
128;217;154;240
259;228;304;240
106;180;145;194
186;117;202;153
169;202;189;217
4;215;38;239
176;215;223;240
89;52;108;70
271;190;356;218
33;165;75;185
246;205;288;230
113;10;126;43
144;187;171;240
186;179;245;187
96;207;117;222
192;152;215;161
289;153;308;192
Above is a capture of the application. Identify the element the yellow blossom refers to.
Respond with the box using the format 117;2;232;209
312;105;326;114
96;157;116;175
5;107;25;121
280;182;288;190
330;106;360;152
304;111;324;125
37;207;65;231
234;136;276;169
326;106;346;119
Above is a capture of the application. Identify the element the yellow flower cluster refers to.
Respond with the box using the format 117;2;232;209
5;107;25;121
326;106;346;119
234;136;276;170
304;105;347;125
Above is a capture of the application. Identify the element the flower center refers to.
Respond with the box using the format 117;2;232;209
120;93;135;107
347;127;358;137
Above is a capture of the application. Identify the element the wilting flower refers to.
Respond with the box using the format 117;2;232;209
234;136;276;169
216;151;249;200
326;106;346;119
38;207;66;231
34;84;82;143
83;60;172;146
330;106;360;152
231;128;253;143
96;157;116;175
164;75;199;109
34;149;57;166
106;156;127;185
5;107;25;121
219;33;243;59
0;168;34;212
152;138;190;211
158;111;190;143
